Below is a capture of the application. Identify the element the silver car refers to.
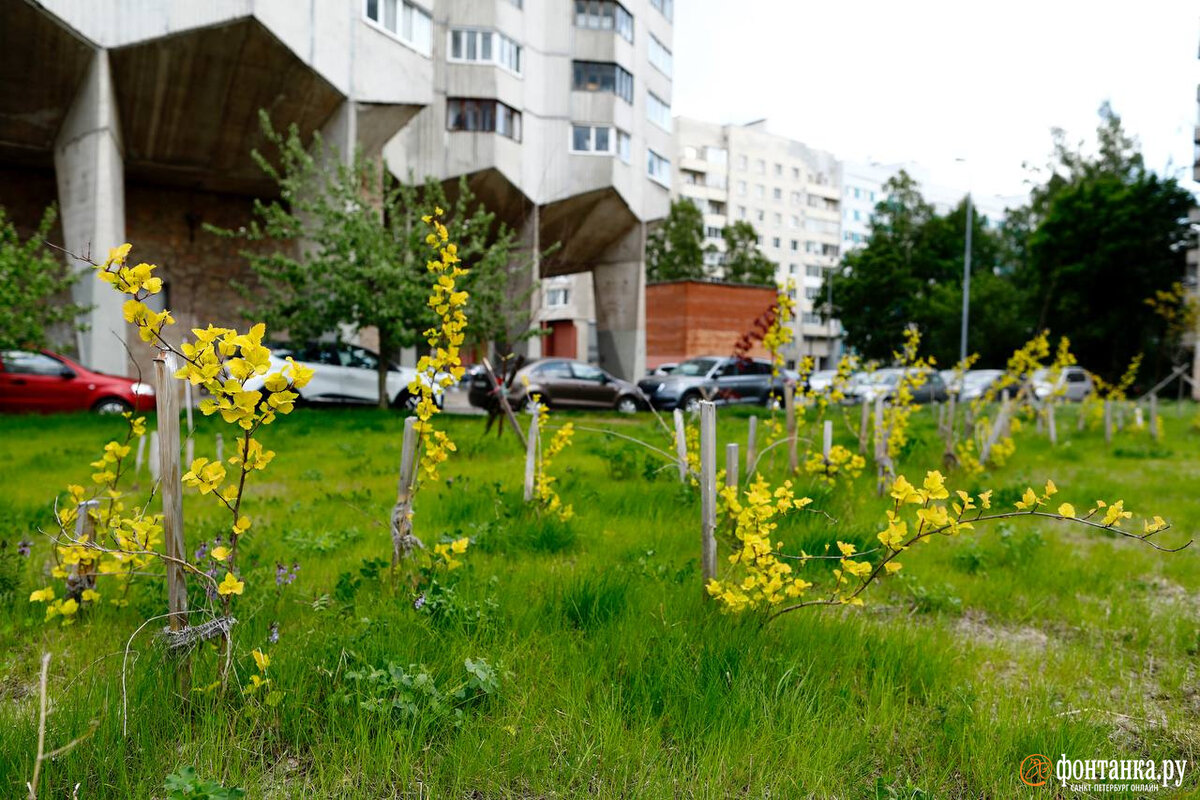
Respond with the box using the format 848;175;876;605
1033;366;1093;402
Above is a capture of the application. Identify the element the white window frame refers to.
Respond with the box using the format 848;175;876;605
569;123;620;156
648;34;673;77
363;0;432;57
647;149;671;187
646;91;671;132
448;28;522;76
617;130;632;163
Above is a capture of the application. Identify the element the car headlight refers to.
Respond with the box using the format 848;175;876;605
130;382;155;396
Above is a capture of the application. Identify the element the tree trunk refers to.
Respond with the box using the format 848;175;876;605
378;327;391;410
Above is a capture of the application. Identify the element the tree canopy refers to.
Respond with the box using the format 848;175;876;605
216;113;539;407
0;205;88;352
825;105;1196;382
646;199;777;287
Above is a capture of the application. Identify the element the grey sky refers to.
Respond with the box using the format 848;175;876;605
673;0;1200;204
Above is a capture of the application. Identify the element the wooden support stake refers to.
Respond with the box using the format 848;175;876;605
523;404;539;503
822;419;833;460
1077;402;1087;432
699;401;717;592
184;381;194;466
980;395;1013;465
784;385;797;473
215;432;224;463
1048;404;1057;446
482;357;527;448
873;396;890;494
673;408;688;482
135;435;145;476
725;442;739;488
67;500;100;600
1134;406;1144;430
148;431;160;482
389;416;424;565
745;415;758;475
1104;400;1113;444
154;353;187;632
859;397;870;454
1150;394;1159;441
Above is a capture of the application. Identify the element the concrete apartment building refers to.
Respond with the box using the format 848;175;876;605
1;0;673;380
673;117;842;368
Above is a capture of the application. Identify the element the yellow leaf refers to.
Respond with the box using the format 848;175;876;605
1057;503;1076;519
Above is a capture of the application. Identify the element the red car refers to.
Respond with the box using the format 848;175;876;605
0;349;154;414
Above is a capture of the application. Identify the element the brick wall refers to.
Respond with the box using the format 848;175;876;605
646;281;775;368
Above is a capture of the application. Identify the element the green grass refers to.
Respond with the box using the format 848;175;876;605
2;401;1200;798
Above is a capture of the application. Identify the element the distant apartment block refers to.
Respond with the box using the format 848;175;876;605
672;117;842;368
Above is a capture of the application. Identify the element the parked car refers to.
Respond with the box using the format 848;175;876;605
848;367;948;405
957;369;1005;402
242;342;444;409
647;362;678;376
0;349;154;414
1032;366;1093;402
469;358;644;413
637;356;790;411
808;369;837;394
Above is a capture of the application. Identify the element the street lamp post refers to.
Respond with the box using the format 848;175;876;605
960;193;972;367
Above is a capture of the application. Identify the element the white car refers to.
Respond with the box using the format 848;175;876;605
1032;366;1093;402
243;342;445;409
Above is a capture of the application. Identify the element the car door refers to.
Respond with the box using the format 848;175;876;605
713;359;754;404
1065;369;1089;401
340;345;391;405
529;360;581;407
570;362;620;408
297;343;345;403
0;351;80;412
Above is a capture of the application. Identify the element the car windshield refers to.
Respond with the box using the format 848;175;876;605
675;358;718;376
870;372;900;386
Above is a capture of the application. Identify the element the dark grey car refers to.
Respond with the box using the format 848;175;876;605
636;356;788;411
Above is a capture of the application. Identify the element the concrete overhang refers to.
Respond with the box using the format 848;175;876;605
0;0;94;165
540;186;639;276
107;17;345;194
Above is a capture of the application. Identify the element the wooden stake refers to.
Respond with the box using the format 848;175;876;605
135;435;145;476
673;408;688;482
67;500;100;600
215;432;224;463
389;416;423;565
699;401;717;592
482;357;527;448
784;385;797;473
523;404;539;503
184;381;194;466
725;442;739;488
1048;403;1057;446
1150;394;1159;441
822;419;833;460
1104;400;1113;444
148;431;160;482
154;353;187;632
745;415;758;475
980;394;1013;465
859;398;870;454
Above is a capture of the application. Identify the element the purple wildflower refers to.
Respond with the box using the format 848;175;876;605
194;540;209;561
268;621;280;644
413;594;426;611
17;539;32;558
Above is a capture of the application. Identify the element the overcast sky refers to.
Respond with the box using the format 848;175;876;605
672;0;1200;206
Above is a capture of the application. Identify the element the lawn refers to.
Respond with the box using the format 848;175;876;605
2;400;1199;798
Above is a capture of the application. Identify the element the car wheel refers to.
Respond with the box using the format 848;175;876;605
93;397;132;415
615;395;639;414
681;393;702;413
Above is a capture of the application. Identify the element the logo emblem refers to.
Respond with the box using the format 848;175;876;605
1020;754;1052;787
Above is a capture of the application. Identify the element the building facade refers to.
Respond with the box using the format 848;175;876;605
2;0;673;380
672;117;842;368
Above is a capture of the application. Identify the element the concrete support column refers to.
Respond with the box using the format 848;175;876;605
54;49;127;375
593;222;646;381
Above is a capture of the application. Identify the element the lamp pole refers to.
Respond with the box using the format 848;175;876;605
960;193;972;366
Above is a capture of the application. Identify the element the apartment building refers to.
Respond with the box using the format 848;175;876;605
1;0;673;380
672;117;842;368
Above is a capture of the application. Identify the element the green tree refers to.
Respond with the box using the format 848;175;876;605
720;221;776;286
218;114;536;408
1024;103;1196;381
646;199;708;282
0;205;88;352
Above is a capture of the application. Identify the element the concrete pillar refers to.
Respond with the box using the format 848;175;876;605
593;222;646;381
54;49;127;375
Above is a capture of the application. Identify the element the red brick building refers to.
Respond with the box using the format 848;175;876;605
646;280;776;370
